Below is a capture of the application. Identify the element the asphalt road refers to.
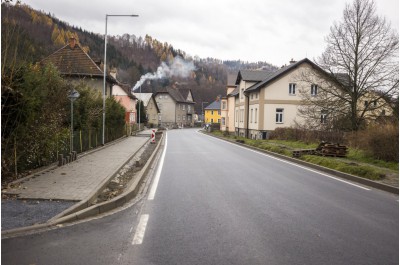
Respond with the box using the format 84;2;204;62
2;129;398;265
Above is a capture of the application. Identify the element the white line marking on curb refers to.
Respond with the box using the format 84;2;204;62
148;133;168;200
132;214;149;245
200;132;370;191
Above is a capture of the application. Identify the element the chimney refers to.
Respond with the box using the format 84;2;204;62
289;58;297;64
69;37;77;49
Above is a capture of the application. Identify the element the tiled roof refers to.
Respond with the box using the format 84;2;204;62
235;69;274;84
228;86;239;97
205;100;221;110
41;41;104;77
156;87;195;104
227;73;238;86
245;58;322;93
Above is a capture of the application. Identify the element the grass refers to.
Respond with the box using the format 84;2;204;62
210;130;398;183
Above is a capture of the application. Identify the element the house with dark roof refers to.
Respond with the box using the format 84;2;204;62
232;58;333;138
154;85;195;128
204;99;221;124
221;74;238;133
229;58;393;139
233;69;275;137
41;37;117;97
110;70;138;127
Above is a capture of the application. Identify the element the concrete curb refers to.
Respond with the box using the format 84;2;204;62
203;131;398;195
2;133;164;238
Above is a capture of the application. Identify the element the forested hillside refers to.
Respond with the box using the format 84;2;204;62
1;2;277;113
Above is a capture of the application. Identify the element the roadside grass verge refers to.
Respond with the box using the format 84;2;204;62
210;130;398;184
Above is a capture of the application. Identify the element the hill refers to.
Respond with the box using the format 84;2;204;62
1;2;277;113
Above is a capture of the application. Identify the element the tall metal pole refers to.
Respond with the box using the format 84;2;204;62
138;85;141;131
71;100;74;152
103;14;138;145
102;15;108;145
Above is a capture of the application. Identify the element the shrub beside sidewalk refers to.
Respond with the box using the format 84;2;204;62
210;130;398;187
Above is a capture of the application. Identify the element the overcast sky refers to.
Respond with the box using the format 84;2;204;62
22;0;398;67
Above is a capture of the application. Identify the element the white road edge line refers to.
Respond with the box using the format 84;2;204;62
132;214;149;245
200;131;370;191
148;133;168;200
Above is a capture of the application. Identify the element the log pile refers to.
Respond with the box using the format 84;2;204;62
292;142;348;158
316;142;348;157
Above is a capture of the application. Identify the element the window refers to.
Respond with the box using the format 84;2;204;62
222;117;226;125
364;101;369;107
218;119;221;123
276;108;284;123
236;110;238;122
250;109;253;123
177;115;181;121
311;84;318;96
182;105;185;110
255;108;258;123
241;88;244;99
183;115;186;121
211;110;214;115
222;101;227;110
159;95;163;99
321;110;328;124
211;118;214;123
289;83;296;95
218;110;221;115
188;105;191;112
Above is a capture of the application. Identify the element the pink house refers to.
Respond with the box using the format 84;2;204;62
110;71;137;124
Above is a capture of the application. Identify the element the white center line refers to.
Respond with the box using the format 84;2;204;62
148;133;168;200
132;214;149;245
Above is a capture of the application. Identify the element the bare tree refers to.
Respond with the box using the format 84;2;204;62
298;0;398;131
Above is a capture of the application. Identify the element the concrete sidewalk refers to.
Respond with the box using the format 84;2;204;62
4;131;152;202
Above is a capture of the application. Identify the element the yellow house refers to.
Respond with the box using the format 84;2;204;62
205;100;221;124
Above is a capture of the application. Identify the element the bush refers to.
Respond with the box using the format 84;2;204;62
347;123;399;162
269;127;345;143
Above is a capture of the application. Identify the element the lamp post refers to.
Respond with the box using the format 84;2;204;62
138;85;141;131
68;88;80;152
103;14;138;145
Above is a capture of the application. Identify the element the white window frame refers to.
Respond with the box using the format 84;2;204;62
311;84;318;96
276;108;284;123
320;110;328;124
289;83;296;95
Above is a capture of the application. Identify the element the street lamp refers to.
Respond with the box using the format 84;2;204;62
103;14;138;145
68;88;80;153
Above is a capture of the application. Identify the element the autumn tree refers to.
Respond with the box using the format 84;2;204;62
298;0;398;131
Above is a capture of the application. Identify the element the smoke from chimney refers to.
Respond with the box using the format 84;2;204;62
131;56;196;92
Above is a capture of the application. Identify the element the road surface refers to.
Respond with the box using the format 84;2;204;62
2;129;398;265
